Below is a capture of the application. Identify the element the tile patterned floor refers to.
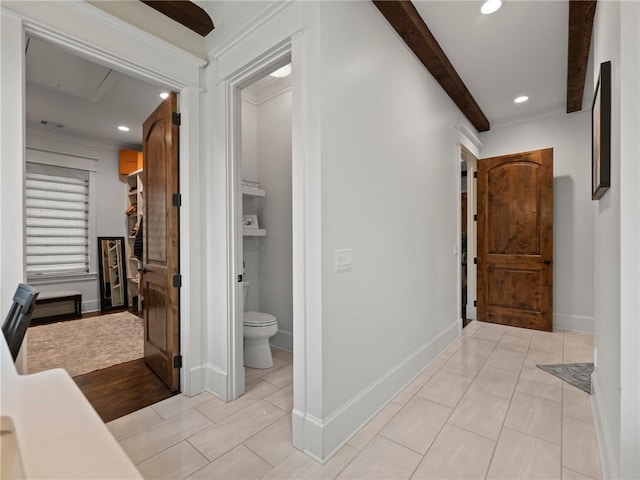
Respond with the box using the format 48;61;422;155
108;322;602;479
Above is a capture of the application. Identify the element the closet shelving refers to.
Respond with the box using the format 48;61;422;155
242;184;266;237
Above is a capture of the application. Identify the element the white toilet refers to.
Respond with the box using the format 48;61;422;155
243;282;278;369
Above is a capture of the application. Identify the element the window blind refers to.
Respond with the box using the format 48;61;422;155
25;162;89;277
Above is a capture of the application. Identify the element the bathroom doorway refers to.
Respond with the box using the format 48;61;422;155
461;159;469;326
459;143;479;328
237;62;294;399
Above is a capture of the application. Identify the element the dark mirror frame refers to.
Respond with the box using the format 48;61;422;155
97;237;128;311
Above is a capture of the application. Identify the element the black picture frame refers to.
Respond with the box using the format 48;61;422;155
592;61;611;200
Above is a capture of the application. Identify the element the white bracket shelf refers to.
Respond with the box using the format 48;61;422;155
243;228;266;237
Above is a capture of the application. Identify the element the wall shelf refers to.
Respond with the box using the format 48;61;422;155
243;228;267;237
242;186;265;197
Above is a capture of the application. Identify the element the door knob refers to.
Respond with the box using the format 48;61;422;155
543;260;551;265
138;267;148;274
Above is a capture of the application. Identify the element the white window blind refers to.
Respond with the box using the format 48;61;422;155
25;162;90;277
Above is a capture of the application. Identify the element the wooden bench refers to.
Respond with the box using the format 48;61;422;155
32;291;82;325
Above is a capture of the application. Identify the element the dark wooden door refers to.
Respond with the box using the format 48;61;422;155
142;92;180;391
477;148;553;331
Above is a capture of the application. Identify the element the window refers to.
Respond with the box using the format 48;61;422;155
25;162;90;278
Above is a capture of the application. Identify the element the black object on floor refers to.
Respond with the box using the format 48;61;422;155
537;362;594;394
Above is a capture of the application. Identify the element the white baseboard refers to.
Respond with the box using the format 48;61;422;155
591;371;618;479
198;363;229;400
82;300;99;313
271;328;293;352
553;313;594;333
300;321;459;461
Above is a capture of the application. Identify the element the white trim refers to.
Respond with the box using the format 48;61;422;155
457;125;479;322
25;148;97;172
208;1;295;59
302;321;460;462
591;372;619;479
1;2;206;89
82;299;99;313
456;122;482;156
271;328;293;352
224;43;295;404
242;85;293;106
553;313;595;333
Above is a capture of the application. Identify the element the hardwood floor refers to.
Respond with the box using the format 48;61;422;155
32;306;175;422
74;358;176;423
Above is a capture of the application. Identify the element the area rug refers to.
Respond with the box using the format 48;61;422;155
537;362;594;394
27;311;143;377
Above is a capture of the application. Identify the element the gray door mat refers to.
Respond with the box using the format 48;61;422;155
537;362;594;394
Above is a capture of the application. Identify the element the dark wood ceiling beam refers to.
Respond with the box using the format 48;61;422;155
373;0;490;132
567;0;597;113
141;1;214;37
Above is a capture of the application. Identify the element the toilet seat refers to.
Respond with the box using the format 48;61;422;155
243;311;277;327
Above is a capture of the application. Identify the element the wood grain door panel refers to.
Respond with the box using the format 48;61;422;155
143;92;180;391
478;148;553;331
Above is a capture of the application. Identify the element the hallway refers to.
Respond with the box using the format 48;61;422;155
107;321;601;479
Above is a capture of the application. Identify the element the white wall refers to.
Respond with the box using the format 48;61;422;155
591;2;640;478
25;130;128;312
618;3;640;478
590;2;622;477
479;111;594;332
257;89;293;351
318;0;464;449
205;0;469;460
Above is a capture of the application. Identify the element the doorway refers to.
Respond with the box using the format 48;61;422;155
235;60;294;398
22;33;182;417
459;143;479;328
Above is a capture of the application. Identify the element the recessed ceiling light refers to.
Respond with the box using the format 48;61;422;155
514;95;529;104
270;64;291;78
118;125;130;132
481;0;502;14
159;92;170;99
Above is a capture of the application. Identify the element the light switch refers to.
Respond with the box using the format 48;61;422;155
335;249;352;272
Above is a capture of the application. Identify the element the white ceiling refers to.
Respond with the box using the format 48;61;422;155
25;36;171;147
26;1;588;140
413;0;584;126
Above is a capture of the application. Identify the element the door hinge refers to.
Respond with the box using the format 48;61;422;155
172;112;181;126
238;274;243;283
473;214;477;221
474;300;477;307
173;355;182;368
473;257;478;265
473;171;478;178
172;193;182;207
173;274;182;288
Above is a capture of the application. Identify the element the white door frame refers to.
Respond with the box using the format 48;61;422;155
224;44;293;400
217;26;318;454
0;3;206;393
457;125;482;325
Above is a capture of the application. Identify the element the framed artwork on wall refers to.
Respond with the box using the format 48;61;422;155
592;60;611;200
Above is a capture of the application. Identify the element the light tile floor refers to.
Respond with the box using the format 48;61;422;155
108;321;602;479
